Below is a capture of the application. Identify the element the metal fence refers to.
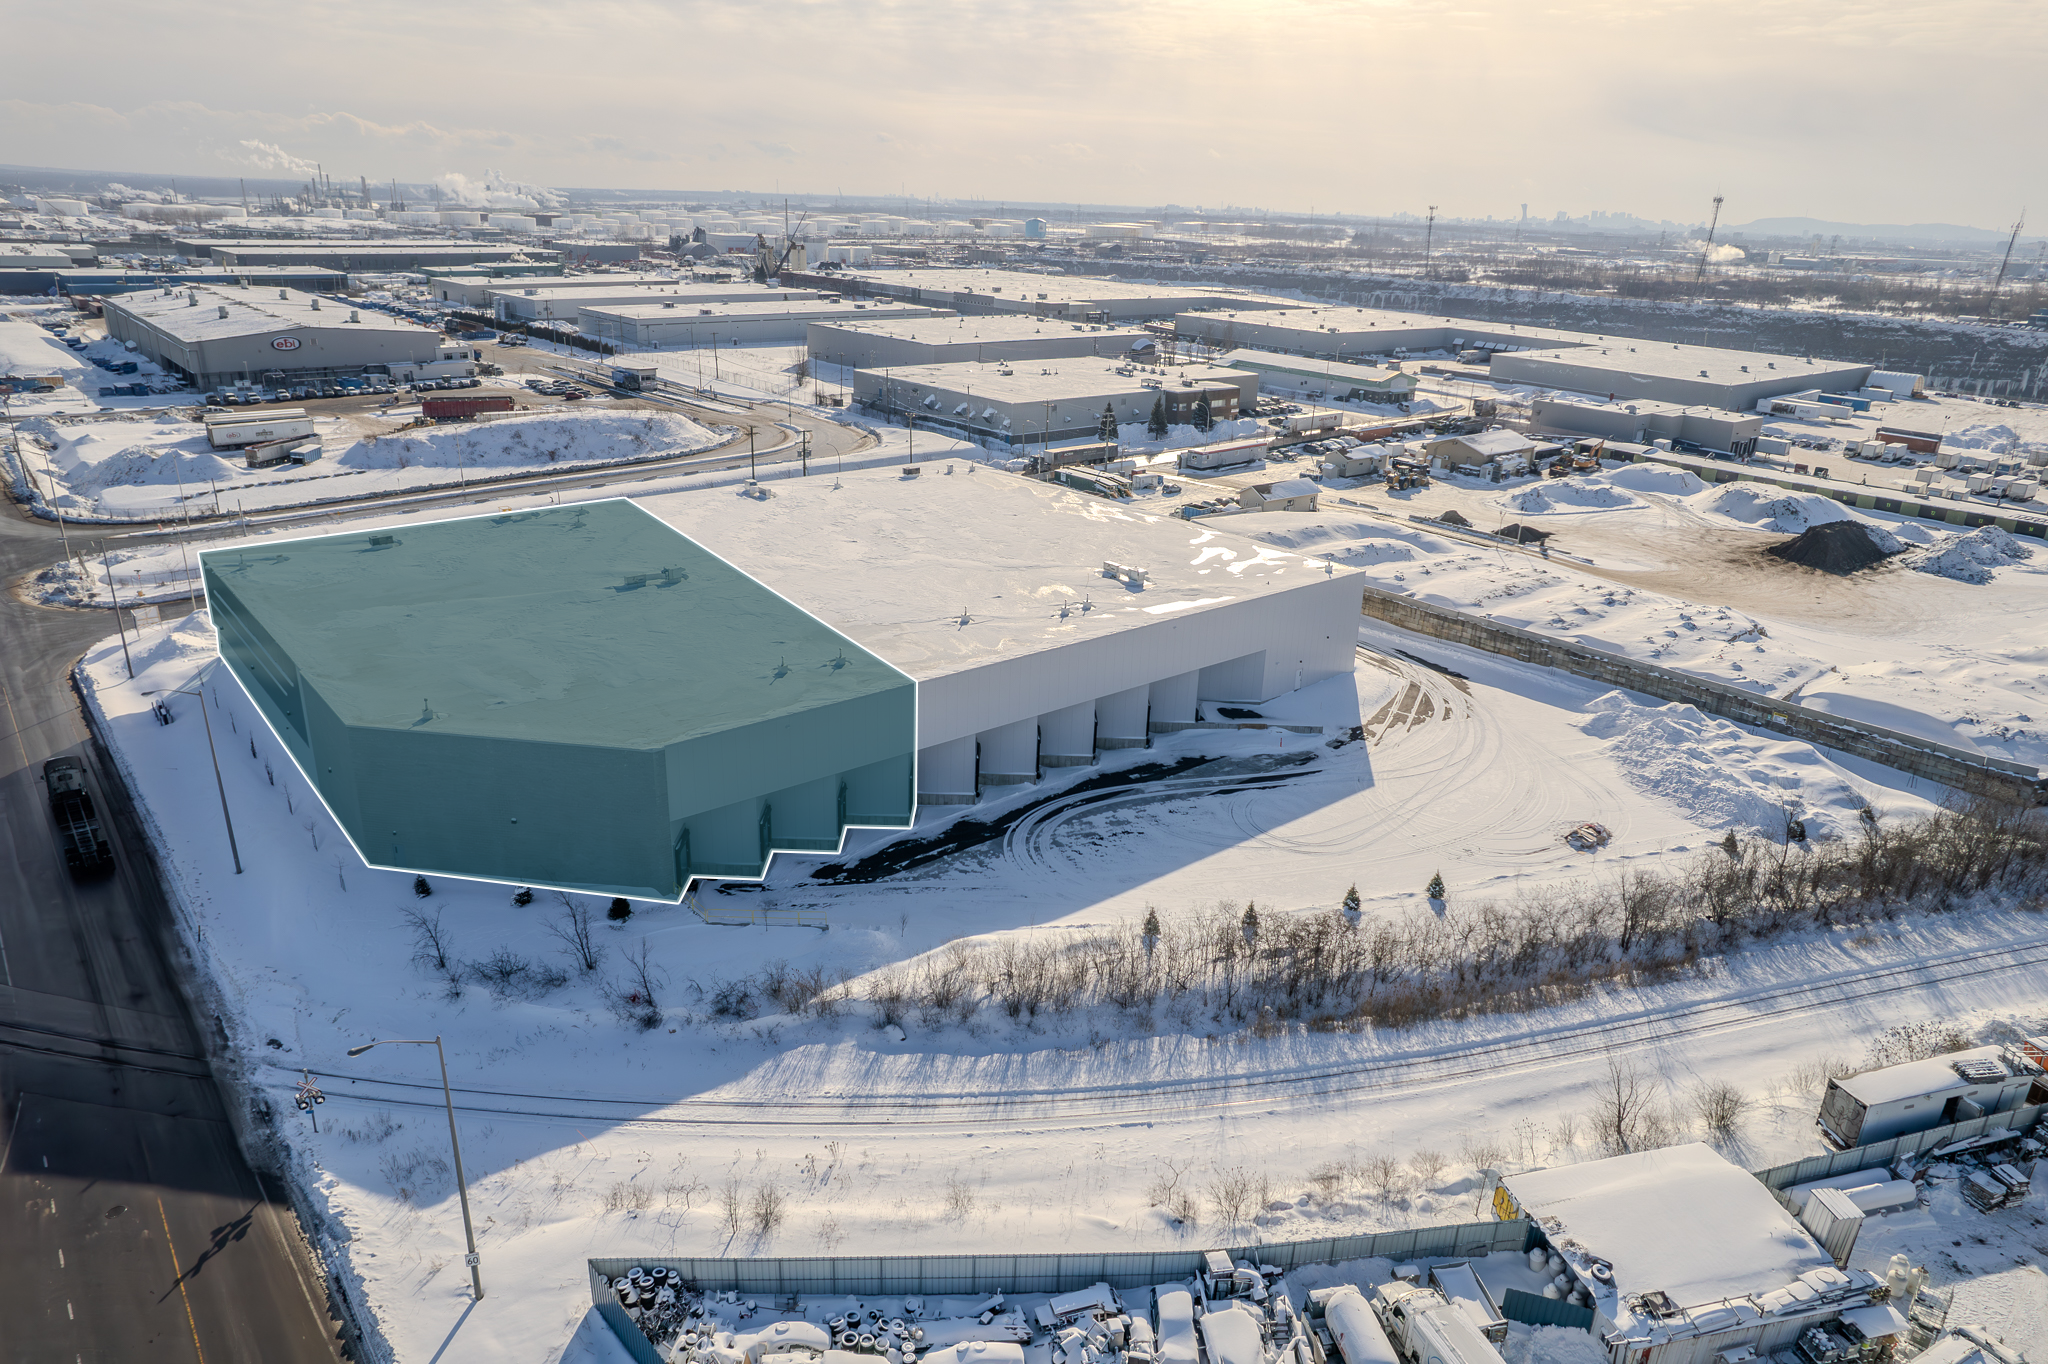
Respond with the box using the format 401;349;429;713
1751;1102;2044;1193
1501;1287;1594;1332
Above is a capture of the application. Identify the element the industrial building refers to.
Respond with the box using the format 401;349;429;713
1529;395;1765;456
645;468;1359;806
806;314;1154;371
1496;1144;1908;1364
789;266;1292;322
485;280;827;324
1491;342;1872;414
583;298;942;348
0;265;352;297
102;283;445;390
849;357;1258;446
1220;348;1418;404
1174;306;1576;359
180;240;560;272
1818;1045;2042;1148
201;501;918;900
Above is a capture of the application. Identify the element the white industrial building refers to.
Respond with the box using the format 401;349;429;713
1528;395;1766;456
807;314;1155;371
849;357;1259;446
1492;342;1873;414
1498;1144;1909;1364
102;283;445;391
789;267;1295;322
1220;348;1419;404
486;281;824;325
583;298;944;348
1174;306;1575;359
641;468;1359;806
1818;1045;2041;1148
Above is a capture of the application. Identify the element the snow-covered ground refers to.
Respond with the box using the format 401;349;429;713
1239;466;2048;771
11;405;728;519
77;574;2047;1363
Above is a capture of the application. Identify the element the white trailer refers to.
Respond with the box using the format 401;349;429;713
207;413;316;450
1817;1046;2040;1148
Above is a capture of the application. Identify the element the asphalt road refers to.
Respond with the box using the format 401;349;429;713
0;507;345;1362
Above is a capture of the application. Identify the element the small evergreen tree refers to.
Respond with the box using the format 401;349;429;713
1142;907;1160;959
413;875;433;899
1720;829;1739;856
1098;402;1118;442
1240;902;1259;950
1342;884;1361;917
608;897;633;921
512;887;534;907
1147;395;1169;439
1425;871;1446;900
1192;396;1213;433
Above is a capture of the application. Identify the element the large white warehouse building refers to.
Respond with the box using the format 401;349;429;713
642;468;1359;805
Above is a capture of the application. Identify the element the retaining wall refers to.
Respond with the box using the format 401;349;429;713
1358;585;2045;805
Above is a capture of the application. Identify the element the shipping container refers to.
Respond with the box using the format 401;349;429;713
422;395;516;421
207;415;316;449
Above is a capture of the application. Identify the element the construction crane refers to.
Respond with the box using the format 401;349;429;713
1693;194;1725;290
757;201;811;280
1990;212;2026;317
1423;205;1438;278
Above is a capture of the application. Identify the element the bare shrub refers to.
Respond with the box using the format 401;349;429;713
546;895;603;972
943;1171;976;1220
605;1181;654;1214
338;1110;401;1145
603;940;666;1030
466;949;569;1001
749;1182;785;1236
400;905;452;973
1408;1148;1448;1191
378;1146;450;1203
1690;1080;1750;1138
718;1176;744;1243
1865;1022;1973;1070
1359;1152;1410;1210
1147;1159;1200;1229
1786;1053;1857;1095
1307;1161;1348;1200
1590;1058;1658;1156
1207;1166;1267;1236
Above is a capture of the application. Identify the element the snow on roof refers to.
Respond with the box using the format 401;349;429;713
1499;340;1867;388
1503;1143;1833;1312
1446;429;1535;457
1836;1046;2019;1105
103;284;431;342
584;299;938;322
833;266;1283;307
1178;305;1586;349
859;356;1253;404
637;464;1353;681
1220;349;1415;386
807;314;1152;344
1261;479;1320;499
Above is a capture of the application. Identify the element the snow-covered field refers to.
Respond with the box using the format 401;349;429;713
78;571;2048;1362
11;405;729;519
1243;467;2048;772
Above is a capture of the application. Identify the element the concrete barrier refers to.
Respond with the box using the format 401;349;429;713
1358;584;2045;805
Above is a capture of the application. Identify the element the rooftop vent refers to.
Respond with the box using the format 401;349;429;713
311;298;320;310
1952;1057;2007;1084
217;305;229;319
349;310;359;322
367;534;396;547
280;289;289;299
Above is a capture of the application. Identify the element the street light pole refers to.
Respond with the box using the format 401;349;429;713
346;1036;482;1300
143;666;242;874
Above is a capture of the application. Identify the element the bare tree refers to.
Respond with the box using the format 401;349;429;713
749;1182;785;1236
1408;1148;1448;1191
603;940;666;1030
547;895;604;972
718;1175;744;1246
1689;1081;1750;1139
1591;1058;1657;1155
400;905;452;973
1207;1166;1265;1237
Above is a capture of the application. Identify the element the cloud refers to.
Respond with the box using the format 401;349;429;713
232;139;319;175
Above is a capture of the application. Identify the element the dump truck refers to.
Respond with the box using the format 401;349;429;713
422;395;515;421
44;756;113;875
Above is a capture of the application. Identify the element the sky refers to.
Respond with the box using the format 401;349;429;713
5;0;2044;229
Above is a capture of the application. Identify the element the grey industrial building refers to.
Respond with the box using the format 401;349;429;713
1174;305;1574;358
102;283;444;390
1528;395;1766;456
791;267;1292;322
851;357;1258;446
1;265;351;297
583;298;942;348
1219;348;1418;404
1493;343;1873;414
179;239;560;272
806;314;1154;370
491;282;827;326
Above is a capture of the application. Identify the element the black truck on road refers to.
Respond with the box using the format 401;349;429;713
44;757;114;876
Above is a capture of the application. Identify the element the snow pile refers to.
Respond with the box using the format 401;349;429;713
336;409;716;474
1903;526;2035;584
1112;416;1263;452
1576;691;1873;840
0;315;95;386
29;414;246;501
1938;422;2021;454
1600;464;1705;495
1496;478;1643;515
1694;484;1900;547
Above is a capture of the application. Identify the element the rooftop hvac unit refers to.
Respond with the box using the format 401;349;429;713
349;310;360;322
218;305;228;319
1952;1057;2008;1084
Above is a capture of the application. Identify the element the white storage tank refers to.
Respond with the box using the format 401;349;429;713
1323;1288;1399;1364
493;214;537;233
312;206;344;218
39;198;89;216
439;211;483;227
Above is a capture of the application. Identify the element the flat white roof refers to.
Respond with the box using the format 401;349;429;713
1504;1143;1833;1312
1222;348;1413;385
1837;1046;2018;1106
586;300;939;323
860;356;1255;405
104;284;433;342
1180;305;1585;348
1500;340;1869;387
841;267;1285;307
809;314;1152;345
635;466;1355;681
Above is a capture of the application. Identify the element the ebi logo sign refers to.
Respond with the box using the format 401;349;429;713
271;336;301;351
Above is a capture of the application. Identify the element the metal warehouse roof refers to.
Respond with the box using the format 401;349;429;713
584;299;934;322
104;284;435;342
1836;1046;2021;1105
1499;339;1866;387
809;314;1153;344
1220;348;1415;386
198;500;905;749
861;356;1255;405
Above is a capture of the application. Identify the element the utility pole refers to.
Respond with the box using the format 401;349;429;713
1423;206;1438;278
1990;212;2026;318
1694;194;1725;292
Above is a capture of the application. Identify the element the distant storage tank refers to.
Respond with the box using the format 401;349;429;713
39;198;89;216
439;211;483;227
493;215;537;234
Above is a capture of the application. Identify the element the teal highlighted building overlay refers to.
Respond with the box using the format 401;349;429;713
201;499;916;899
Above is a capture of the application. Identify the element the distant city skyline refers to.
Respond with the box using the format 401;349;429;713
4;0;2038;233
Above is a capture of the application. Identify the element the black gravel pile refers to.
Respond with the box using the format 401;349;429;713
1496;523;1553;544
1436;509;1472;527
1765;520;1898;574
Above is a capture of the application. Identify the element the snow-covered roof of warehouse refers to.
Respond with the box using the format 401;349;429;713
636;465;1355;681
860;356;1255;403
808;314;1153;344
583;299;938;322
1498;339;1868;386
1836;1046;2019;1105
1178;305;1586;348
834;267;1287;307
1503;1143;1833;1313
1221;348;1414;385
102;284;433;341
